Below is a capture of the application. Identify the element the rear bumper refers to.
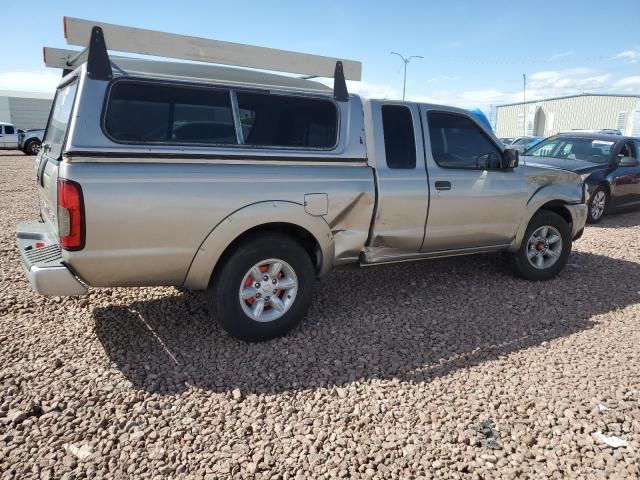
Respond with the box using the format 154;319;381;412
16;221;87;296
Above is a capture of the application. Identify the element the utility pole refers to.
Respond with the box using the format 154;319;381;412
522;73;527;138
391;52;423;101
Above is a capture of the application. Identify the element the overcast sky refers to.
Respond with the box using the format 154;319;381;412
1;0;639;112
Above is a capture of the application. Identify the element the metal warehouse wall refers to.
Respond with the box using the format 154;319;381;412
495;95;640;138
5;96;53;130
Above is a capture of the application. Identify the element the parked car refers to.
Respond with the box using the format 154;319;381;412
19;129;45;155
499;137;515;145
508;136;544;153
524;133;640;223
0;122;19;149
567;129;623;136
17;18;588;341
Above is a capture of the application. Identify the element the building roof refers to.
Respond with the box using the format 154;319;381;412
497;93;640;108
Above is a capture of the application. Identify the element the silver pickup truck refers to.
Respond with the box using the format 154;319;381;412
17;19;588;341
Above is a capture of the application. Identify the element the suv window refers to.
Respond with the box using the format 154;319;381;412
428;112;501;169
105;82;236;145
4;125;14;135
381;105;416;169
236;92;337;149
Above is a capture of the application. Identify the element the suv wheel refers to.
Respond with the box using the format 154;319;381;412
23;139;41;155
511;211;571;281
587;186;608;224
207;233;315;342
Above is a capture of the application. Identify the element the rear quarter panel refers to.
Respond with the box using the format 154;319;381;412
59;161;375;288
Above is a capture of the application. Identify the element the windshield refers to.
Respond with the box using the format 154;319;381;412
43;81;78;158
526;136;614;164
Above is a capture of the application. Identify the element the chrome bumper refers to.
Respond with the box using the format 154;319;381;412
16;221;87;296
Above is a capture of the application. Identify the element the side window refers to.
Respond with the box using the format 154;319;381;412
428;112;501;169
4;125;15;134
236;92;337;149
635;140;640;158
381;105;416;169
105;82;236;144
619;141;635;159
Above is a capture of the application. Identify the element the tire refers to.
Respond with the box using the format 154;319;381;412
207;233;315;342
511;210;571;281
23;139;41;156
587;186;608;224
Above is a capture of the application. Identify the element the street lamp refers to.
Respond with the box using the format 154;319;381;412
391;52;423;101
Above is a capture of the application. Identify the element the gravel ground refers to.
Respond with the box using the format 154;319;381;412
1;150;639;479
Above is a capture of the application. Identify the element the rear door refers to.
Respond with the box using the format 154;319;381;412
419;107;528;252
37;80;79;234
365;101;429;257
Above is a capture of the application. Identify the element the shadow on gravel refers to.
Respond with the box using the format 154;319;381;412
93;250;640;395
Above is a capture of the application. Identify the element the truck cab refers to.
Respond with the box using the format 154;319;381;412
0;122;19;149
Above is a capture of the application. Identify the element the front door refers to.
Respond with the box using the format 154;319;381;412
420;108;528;252
610;140;640;209
1;125;19;148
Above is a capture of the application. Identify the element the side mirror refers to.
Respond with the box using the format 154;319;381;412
619;156;639;167
501;148;519;169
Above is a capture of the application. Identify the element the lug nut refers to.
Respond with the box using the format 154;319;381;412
272;279;277;284
255;283;260;288
263;275;269;281
265;296;270;301
255;293;261;298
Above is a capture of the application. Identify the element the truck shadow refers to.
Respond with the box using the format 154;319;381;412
93;250;639;395
595;210;640;228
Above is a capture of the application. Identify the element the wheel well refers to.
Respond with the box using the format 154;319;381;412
538;201;573;227
212;222;322;282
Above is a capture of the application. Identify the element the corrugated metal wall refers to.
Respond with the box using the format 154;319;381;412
495;95;639;138
6;97;53;130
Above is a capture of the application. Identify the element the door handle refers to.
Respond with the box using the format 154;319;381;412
435;181;451;191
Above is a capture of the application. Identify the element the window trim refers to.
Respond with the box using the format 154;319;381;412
42;76;80;161
381;103;417;170
426;110;503;170
101;77;341;152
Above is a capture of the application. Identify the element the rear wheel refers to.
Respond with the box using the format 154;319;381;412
587;186;608;224
23;139;41;156
207;233;314;341
511;211;571;281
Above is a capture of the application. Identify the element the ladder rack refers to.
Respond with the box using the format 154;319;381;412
44;17;362;101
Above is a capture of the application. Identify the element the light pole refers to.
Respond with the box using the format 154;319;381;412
391;52;423;101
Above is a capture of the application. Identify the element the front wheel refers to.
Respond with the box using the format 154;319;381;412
587;186;608;224
511;211;571;281
207;233;315;342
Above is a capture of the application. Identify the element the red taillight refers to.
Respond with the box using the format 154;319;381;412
57;179;85;250
63;16;68;39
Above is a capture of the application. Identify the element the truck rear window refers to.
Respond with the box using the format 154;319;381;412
43;81;78;158
105;82;237;145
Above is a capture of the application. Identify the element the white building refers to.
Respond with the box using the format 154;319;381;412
495;93;640;138
0;90;54;130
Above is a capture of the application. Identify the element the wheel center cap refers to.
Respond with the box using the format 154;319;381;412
535;241;546;252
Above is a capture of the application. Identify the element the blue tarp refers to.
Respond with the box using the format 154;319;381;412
469;108;493;132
